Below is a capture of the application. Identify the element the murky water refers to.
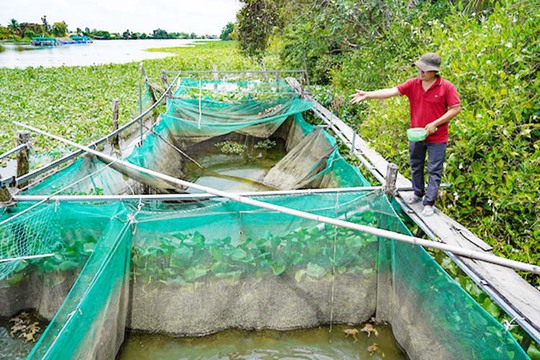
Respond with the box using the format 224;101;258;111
118;324;406;360
184;138;287;193
0;39;198;69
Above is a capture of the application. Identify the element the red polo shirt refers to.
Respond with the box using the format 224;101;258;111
397;77;460;143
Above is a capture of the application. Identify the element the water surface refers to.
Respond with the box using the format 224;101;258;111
119;325;406;360
0;39;198;69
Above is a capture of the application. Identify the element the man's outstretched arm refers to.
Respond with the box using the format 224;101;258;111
350;87;400;103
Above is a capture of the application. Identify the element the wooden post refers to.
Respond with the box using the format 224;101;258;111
111;99;120;151
384;163;398;197
140;63;157;104
212;64;219;80
261;59;268;81
161;71;172;97
0;183;12;204
16;130;30;188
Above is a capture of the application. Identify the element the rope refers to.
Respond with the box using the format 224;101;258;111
329;191;340;333
329;224;338;333
142;123;204;169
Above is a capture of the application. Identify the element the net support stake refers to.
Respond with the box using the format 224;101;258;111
161;71;172;98
0;183;13;205
13;121;540;276
384;163;399;197
110;99;120;152
16;130;30;188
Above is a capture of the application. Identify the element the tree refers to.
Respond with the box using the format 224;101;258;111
7;19;21;37
0;25;11;40
52;21;68;37
93;30;111;40
236;0;282;59
152;28;169;39
41;15;51;34
220;22;234;41
122;29;132;39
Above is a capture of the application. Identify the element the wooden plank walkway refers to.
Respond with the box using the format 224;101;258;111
287;78;540;343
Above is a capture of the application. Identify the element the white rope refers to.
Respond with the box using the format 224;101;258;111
13;121;540;276
0;253;55;263
329;224;338;333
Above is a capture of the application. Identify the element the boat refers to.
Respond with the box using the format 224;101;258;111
58;35;93;45
30;36;58;47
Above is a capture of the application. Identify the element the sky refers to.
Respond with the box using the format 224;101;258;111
1;0;243;35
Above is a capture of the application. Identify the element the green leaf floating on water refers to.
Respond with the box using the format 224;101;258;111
306;262;327;279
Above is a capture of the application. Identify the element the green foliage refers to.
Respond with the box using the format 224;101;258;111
51;22;68;37
220;22;235;41
132;213;378;284
286;0;540;286
366;1;539;285
427;3;540;275
215;141;248;155
236;0;283;60
254;139;276;149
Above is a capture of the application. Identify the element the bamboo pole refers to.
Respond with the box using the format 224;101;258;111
14;186;380;202
13;121;540;275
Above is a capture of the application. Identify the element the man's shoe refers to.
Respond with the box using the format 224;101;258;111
406;194;422;204
422;205;434;217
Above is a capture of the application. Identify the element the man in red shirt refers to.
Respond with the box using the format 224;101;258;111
350;53;461;216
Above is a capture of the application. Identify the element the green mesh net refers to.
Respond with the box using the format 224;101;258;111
0;78;530;359
0;204;61;280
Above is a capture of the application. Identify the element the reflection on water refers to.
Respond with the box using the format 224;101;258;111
184;138;287;193
119;325;407;360
0;39;199;69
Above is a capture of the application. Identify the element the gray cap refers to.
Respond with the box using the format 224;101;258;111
413;52;441;72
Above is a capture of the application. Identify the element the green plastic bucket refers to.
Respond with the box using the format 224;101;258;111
407;128;427;142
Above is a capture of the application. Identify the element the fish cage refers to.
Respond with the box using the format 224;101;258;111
0;70;533;359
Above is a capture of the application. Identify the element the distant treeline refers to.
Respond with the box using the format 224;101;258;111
0;16;235;41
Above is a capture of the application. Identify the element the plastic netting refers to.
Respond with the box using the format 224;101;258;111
0;205;61;280
0;78;530;359
28;207;132;359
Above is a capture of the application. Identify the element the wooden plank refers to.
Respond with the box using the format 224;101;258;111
286;77;540;341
